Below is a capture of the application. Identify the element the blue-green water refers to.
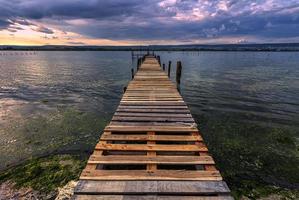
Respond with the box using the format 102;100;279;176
0;51;298;194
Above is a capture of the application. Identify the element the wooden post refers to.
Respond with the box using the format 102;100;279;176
157;56;161;66
131;68;134;80
176;61;182;85
123;86;127;93
137;58;142;70
168;61;171;77
162;63;165;71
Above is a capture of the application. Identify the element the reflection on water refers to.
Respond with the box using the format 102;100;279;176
160;51;299;128
0;51;298;171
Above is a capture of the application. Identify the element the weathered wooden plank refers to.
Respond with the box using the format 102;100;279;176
112;116;194;123
117;105;188;109
116;108;190;114
88;155;215;165
122;97;183;100
74;180;230;195
105;125;198;132
73;195;234;200
123;95;181;98
95;143;207;152
120;102;186;106
120;99;184;102
120;101;185;103
114;113;192;118
100;134;203;142
80;170;222;181
109;122;196;127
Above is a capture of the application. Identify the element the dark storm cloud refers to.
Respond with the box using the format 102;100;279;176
0;19;10;29
0;0;158;19
0;0;299;42
33;26;54;34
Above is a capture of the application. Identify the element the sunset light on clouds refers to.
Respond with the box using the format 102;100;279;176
0;0;299;45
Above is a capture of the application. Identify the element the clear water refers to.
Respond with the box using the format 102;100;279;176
0;51;298;171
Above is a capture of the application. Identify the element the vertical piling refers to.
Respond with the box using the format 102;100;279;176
131;68;134;80
157;56;161;66
137;58;142;70
176;61;182;85
162;63;165;71
168;61;171;77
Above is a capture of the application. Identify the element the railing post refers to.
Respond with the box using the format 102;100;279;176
168;61;171;77
162;63;165;71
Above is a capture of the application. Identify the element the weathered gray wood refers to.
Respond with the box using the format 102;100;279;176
109;121;195;127
120;102;186;106
112;116;194;123
118;105;188;108
105;125;198;132
114;113;192;118
75;180;230;195
95;143;207;152
116;108;190;114
73;195;234;200
100;134;202;142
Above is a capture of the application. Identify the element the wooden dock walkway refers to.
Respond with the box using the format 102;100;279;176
73;56;232;199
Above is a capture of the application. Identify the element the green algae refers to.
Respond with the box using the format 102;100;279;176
196;114;299;199
0;107;107;194
0;154;87;193
0;107;108;170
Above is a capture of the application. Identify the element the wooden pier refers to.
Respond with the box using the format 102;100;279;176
74;55;232;199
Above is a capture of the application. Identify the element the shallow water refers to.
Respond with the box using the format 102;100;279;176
0;51;298;173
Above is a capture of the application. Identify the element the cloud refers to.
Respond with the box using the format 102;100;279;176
11;18;35;26
32;25;54;34
67;41;86;45
0;0;299;43
0;19;10;29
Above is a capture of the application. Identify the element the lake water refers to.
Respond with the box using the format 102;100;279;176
0;51;298;190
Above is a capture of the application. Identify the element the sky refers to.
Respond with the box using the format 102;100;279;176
0;0;299;46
